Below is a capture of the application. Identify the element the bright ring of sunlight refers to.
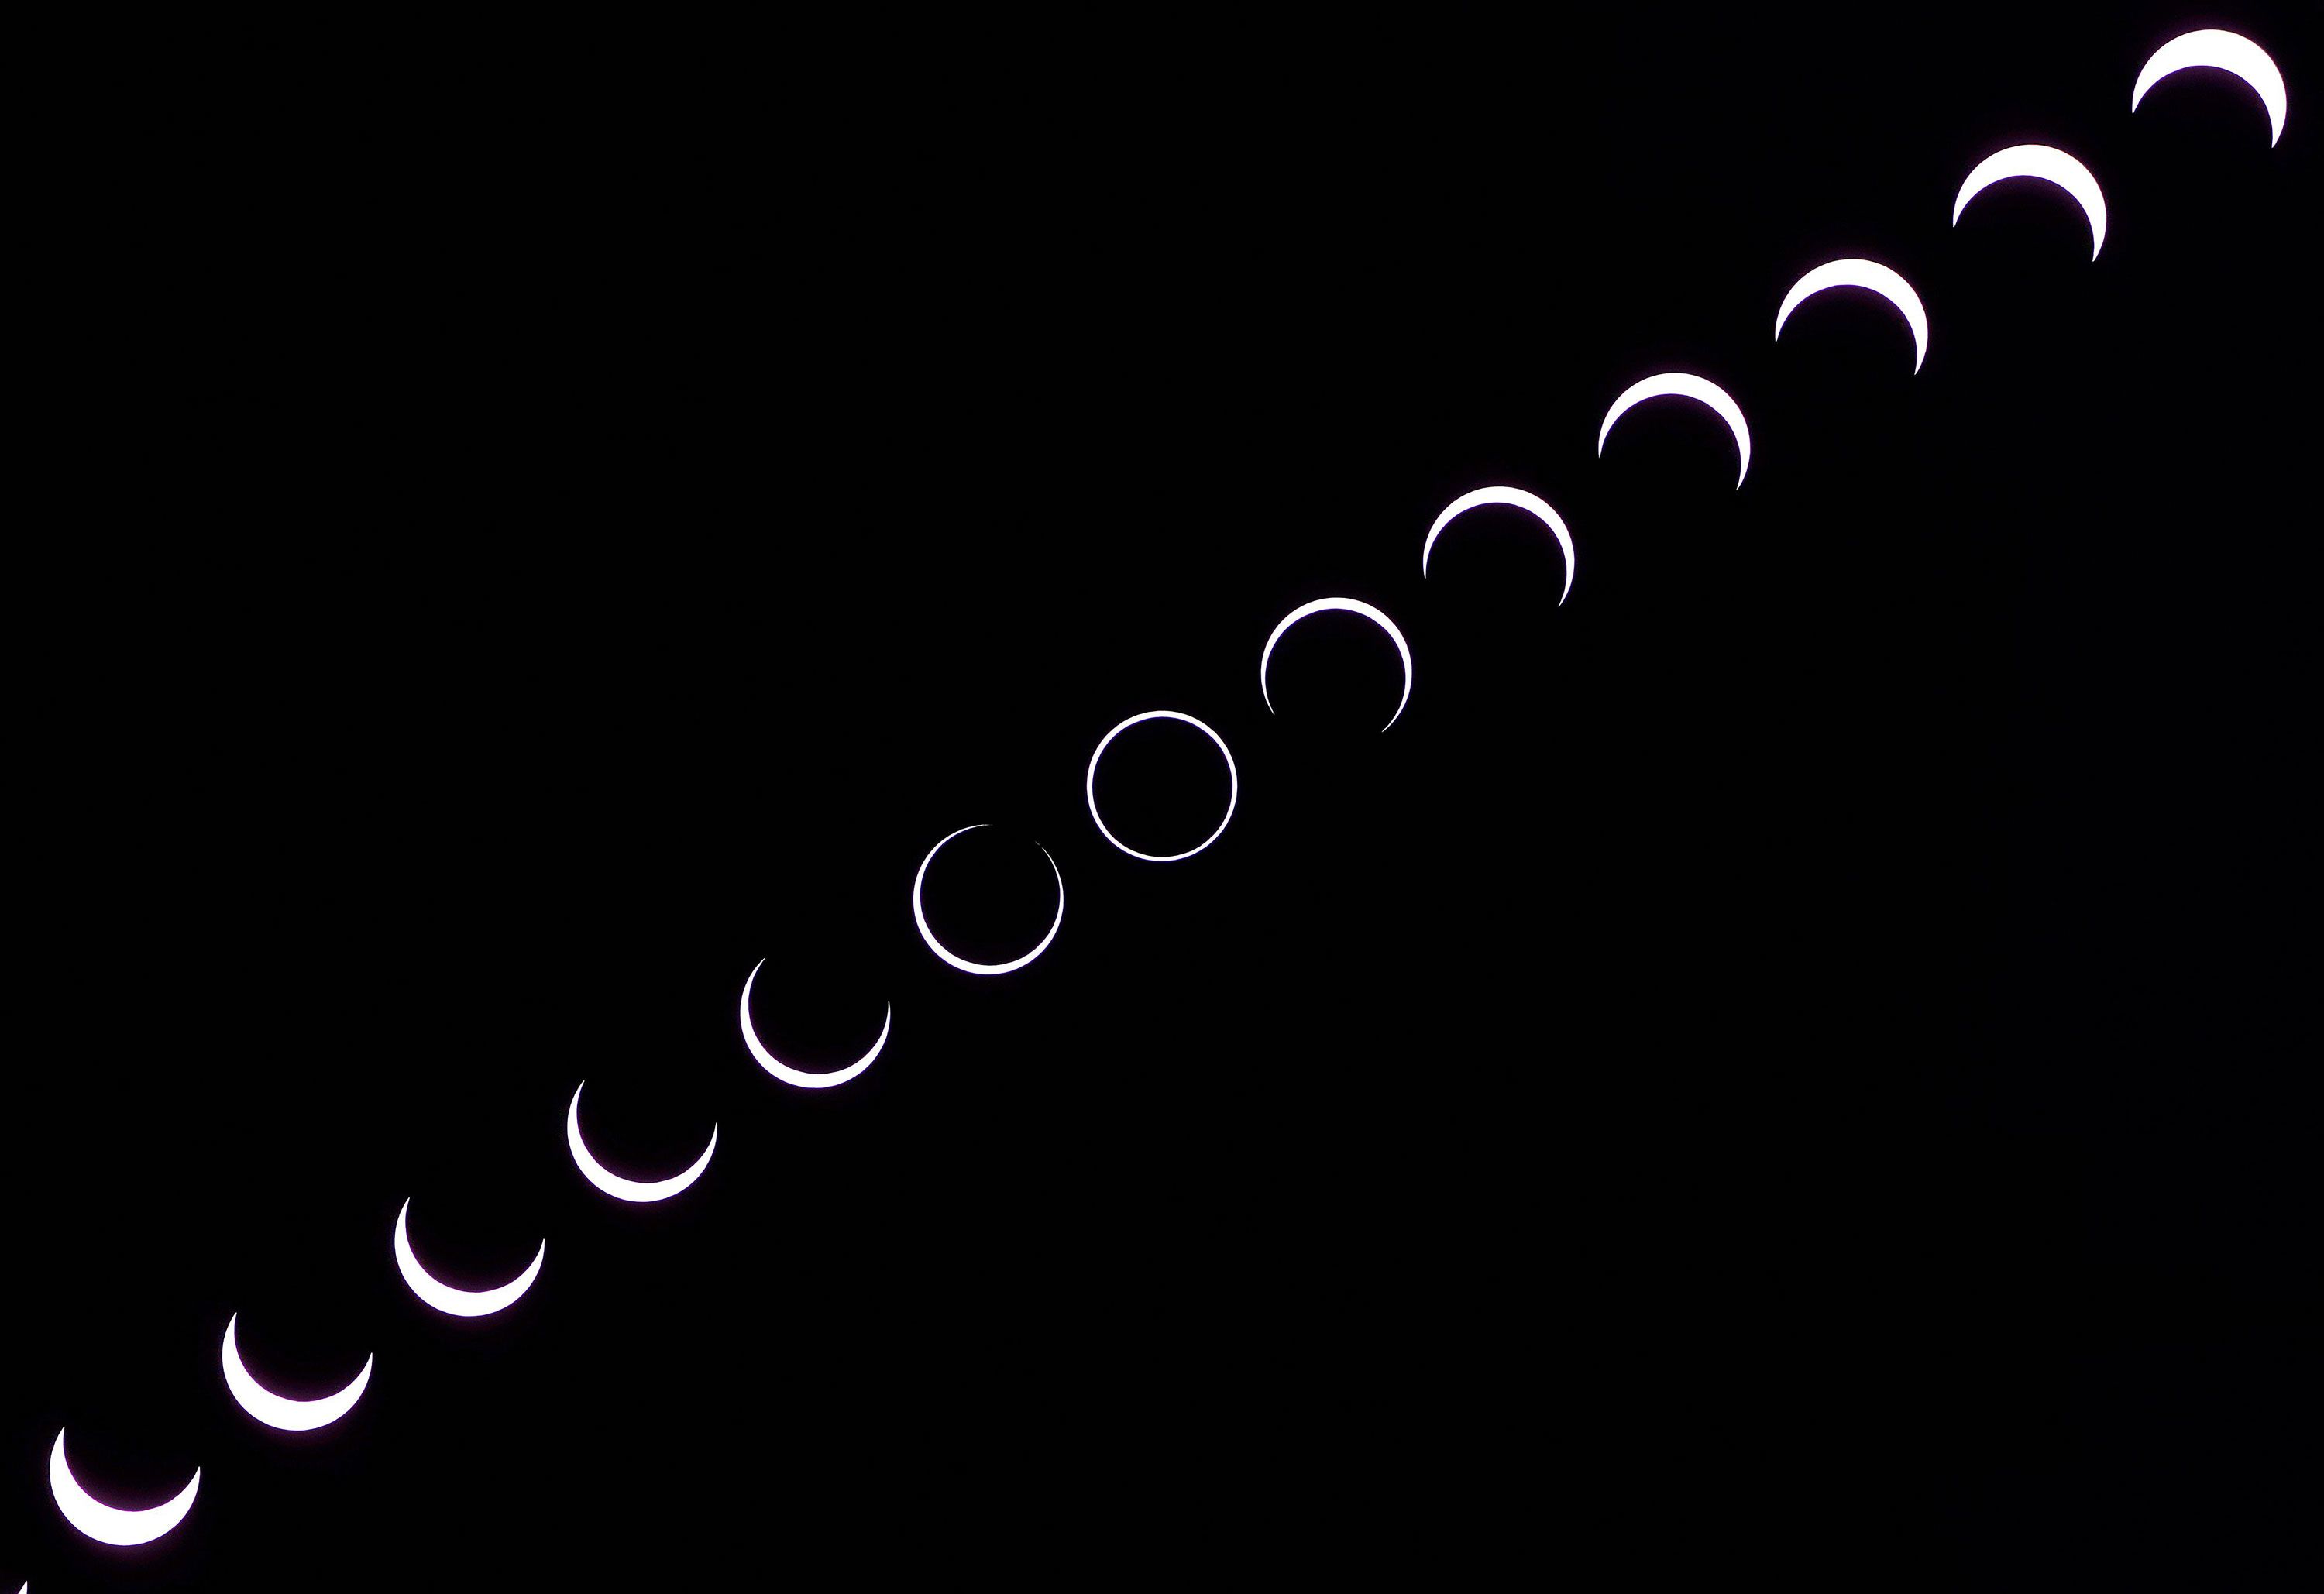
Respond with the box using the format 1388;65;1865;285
1421;486;1578;606
1951;145;2108;260
1774;259;1930;373
1085;710;1240;862
48;1429;199;1546
2133;29;2287;146
221;1314;373;1432
1259;598;1415;731
391;1199;545;1317
911;825;1066;974
1596;373;1753;487
738;962;891;1087
565;1081;718;1200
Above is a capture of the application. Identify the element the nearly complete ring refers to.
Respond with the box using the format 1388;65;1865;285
1085;710;1240;863
912;824;1066;974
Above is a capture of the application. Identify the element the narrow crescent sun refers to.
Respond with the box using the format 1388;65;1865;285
221;1314;373;1432
48;1429;200;1546
1951;145;2108;259
1421;487;1578;605
739;960;892;1086
566;1081;718;1200
1775;259;1930;373
2133;29;2288;146
392;1200;545;1318
1259;598;1415;731
1596;373;1753;487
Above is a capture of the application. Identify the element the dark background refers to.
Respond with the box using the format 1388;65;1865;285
5;5;2319;1588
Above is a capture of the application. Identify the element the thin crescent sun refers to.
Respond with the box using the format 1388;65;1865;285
2133;29;2288;146
1259;598;1415;731
739;961;892;1086
391;1200;545;1318
48;1429;200;1547
1421;487;1578;605
1775;259;1930;373
1596;373;1753;488
221;1314;373;1432
565;1082;718;1201
1952;144;2108;259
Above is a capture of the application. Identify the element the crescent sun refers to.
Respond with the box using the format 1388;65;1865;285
1421;487;1577;605
566;1081;717;1200
1952;145;2108;259
1259;598;1415;730
48;1430;199;1547
1775;259;1930;373
739;961;891;1086
911;825;1065;974
1596;373;1753;487
1086;710;1239;862
392;1199;545;1317
221;1314;373;1432
2133;29;2287;146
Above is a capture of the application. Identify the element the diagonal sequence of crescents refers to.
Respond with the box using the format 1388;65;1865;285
22;26;2290;1583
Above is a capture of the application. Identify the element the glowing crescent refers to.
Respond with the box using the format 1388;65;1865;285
1085;710;1239;862
2133;29;2287;146
565;1082;717;1200
1596;373;1752;487
739;962;890;1086
1421;487;1577;605
910;825;1064;974
221;1314;373;1432
392;1199;544;1317
1951;145;2108;259
1259;598;1415;731
48;1430;198;1547
1774;259;1930;374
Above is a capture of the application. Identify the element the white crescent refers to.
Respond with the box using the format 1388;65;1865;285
739;961;890;1087
910;825;1064;974
566;1081;717;1200
1085;710;1239;862
1596;373;1752;488
1421;487;1577;606
1260;598;1415;731
48;1430;198;1547
1774;259;1930;374
2133;29;2287;146
392;1199;544;1317
1951;145;2108;260
221;1314;373;1432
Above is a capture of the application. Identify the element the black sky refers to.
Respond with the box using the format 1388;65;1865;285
5;5;2319;1589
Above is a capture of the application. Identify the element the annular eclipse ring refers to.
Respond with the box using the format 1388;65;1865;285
1085;710;1240;862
